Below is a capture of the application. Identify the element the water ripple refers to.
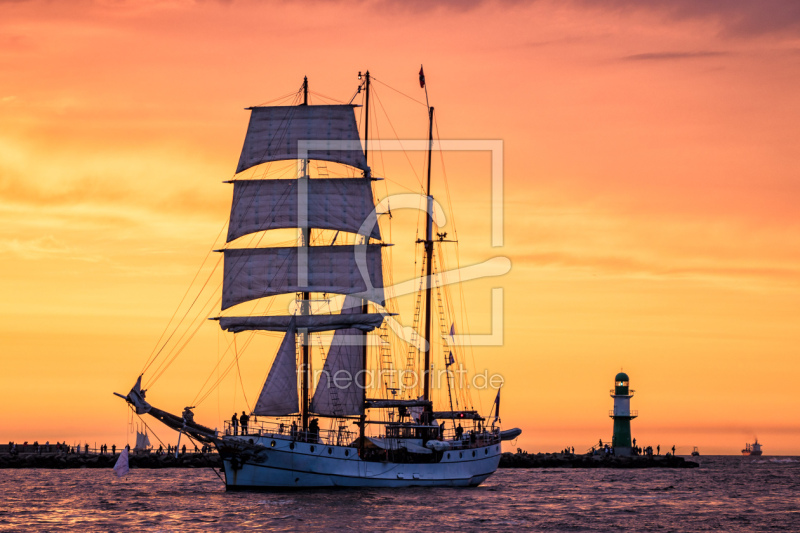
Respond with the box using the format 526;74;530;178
1;456;799;531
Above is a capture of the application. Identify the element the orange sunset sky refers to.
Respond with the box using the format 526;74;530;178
1;0;799;455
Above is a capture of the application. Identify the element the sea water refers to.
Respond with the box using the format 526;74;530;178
0;456;797;531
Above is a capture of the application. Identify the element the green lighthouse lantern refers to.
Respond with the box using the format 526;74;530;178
610;371;637;456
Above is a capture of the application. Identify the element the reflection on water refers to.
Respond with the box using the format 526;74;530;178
0;456;798;531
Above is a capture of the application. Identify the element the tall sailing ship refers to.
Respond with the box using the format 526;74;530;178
116;71;520;489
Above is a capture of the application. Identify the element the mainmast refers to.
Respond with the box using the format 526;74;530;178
301;75;311;432
422;105;435;407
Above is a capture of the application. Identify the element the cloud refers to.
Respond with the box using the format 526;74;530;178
0;235;88;260
570;0;800;38
363;0;800;38
513;251;800;284
621;51;729;61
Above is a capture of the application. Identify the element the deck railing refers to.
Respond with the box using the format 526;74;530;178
223;420;501;449
608;410;639;417
224;419;357;447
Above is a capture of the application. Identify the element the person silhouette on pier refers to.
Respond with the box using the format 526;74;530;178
239;411;250;435
657;444;660;455
672;445;676;456
231;413;239;436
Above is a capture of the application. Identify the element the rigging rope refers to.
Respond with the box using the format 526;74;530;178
372;77;428;107
141;87;306;387
140;225;227;376
234;334;252;413
433;113;481;413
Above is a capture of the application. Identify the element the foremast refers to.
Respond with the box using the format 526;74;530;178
300;75;311;433
218;74;387;429
358;71;372;451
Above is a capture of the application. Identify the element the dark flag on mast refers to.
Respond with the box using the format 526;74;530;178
419;65;425;88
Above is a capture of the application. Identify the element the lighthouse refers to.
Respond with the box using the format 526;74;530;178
609;372;637;456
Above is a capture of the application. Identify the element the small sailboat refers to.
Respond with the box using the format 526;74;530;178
115;70;519;489
133;425;151;454
113;447;129;478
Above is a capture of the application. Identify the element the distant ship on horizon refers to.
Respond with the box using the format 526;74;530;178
742;439;762;456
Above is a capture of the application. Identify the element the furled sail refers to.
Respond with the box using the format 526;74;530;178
219;313;385;334
310;296;365;416
227;178;380;242
253;316;299;416
221;245;385;310
236;105;367;174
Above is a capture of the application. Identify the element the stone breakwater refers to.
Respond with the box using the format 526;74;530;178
0;453;222;469
1;451;699;469
499;452;699;468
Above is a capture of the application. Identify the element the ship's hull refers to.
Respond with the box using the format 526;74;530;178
218;435;501;489
742;451;762;456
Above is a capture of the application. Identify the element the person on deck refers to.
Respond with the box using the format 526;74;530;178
239;411;250;435
231;413;239;436
309;419;319;443
456;424;463;440
291;421;298;439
